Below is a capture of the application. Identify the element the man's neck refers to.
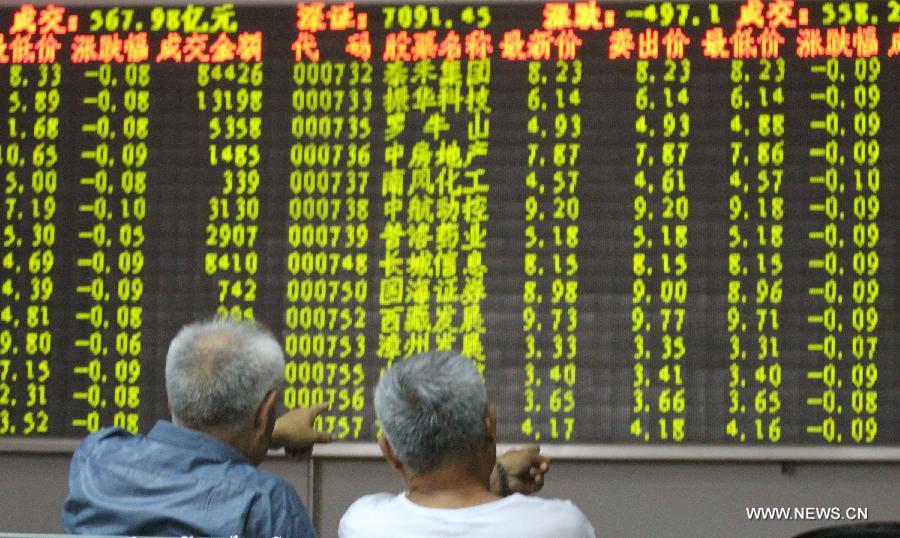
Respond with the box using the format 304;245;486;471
184;422;257;464
405;460;500;509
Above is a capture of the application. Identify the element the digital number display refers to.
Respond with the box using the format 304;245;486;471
0;1;897;445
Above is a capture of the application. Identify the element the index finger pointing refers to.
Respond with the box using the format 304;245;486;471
308;402;331;417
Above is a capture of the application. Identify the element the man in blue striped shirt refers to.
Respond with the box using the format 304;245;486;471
62;318;332;538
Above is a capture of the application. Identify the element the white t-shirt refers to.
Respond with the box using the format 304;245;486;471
339;492;596;538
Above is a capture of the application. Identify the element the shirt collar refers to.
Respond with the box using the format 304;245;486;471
148;420;251;465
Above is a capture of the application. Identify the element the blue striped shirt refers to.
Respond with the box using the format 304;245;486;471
62;420;315;538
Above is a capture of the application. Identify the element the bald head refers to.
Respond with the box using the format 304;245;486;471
165;318;284;432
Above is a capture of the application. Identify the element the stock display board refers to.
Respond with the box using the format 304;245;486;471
0;0;897;448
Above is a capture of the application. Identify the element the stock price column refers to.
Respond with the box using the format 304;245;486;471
801;25;882;443
284;5;372;439
517;32;583;442
491;3;609;444
622;21;691;442
0;5;69;435
75;12;154;433
723;53;787;442
70;24;151;433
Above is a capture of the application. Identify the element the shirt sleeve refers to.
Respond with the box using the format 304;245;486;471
61;440;88;532
548;498;597;538
337;497;366;538
575;505;597;538
248;480;316;538
61;428;118;533
337;512;351;538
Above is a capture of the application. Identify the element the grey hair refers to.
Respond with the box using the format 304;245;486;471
374;350;488;475
165;317;284;431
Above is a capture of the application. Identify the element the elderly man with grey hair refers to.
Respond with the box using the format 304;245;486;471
63;317;331;537
339;350;596;538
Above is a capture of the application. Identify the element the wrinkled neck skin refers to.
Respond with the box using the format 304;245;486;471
174;418;266;466
404;447;499;509
208;426;261;464
171;392;276;467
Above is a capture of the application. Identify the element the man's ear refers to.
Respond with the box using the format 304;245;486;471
255;390;278;432
484;404;497;443
378;436;404;471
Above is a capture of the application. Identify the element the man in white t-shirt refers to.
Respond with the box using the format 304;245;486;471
339;350;596;538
